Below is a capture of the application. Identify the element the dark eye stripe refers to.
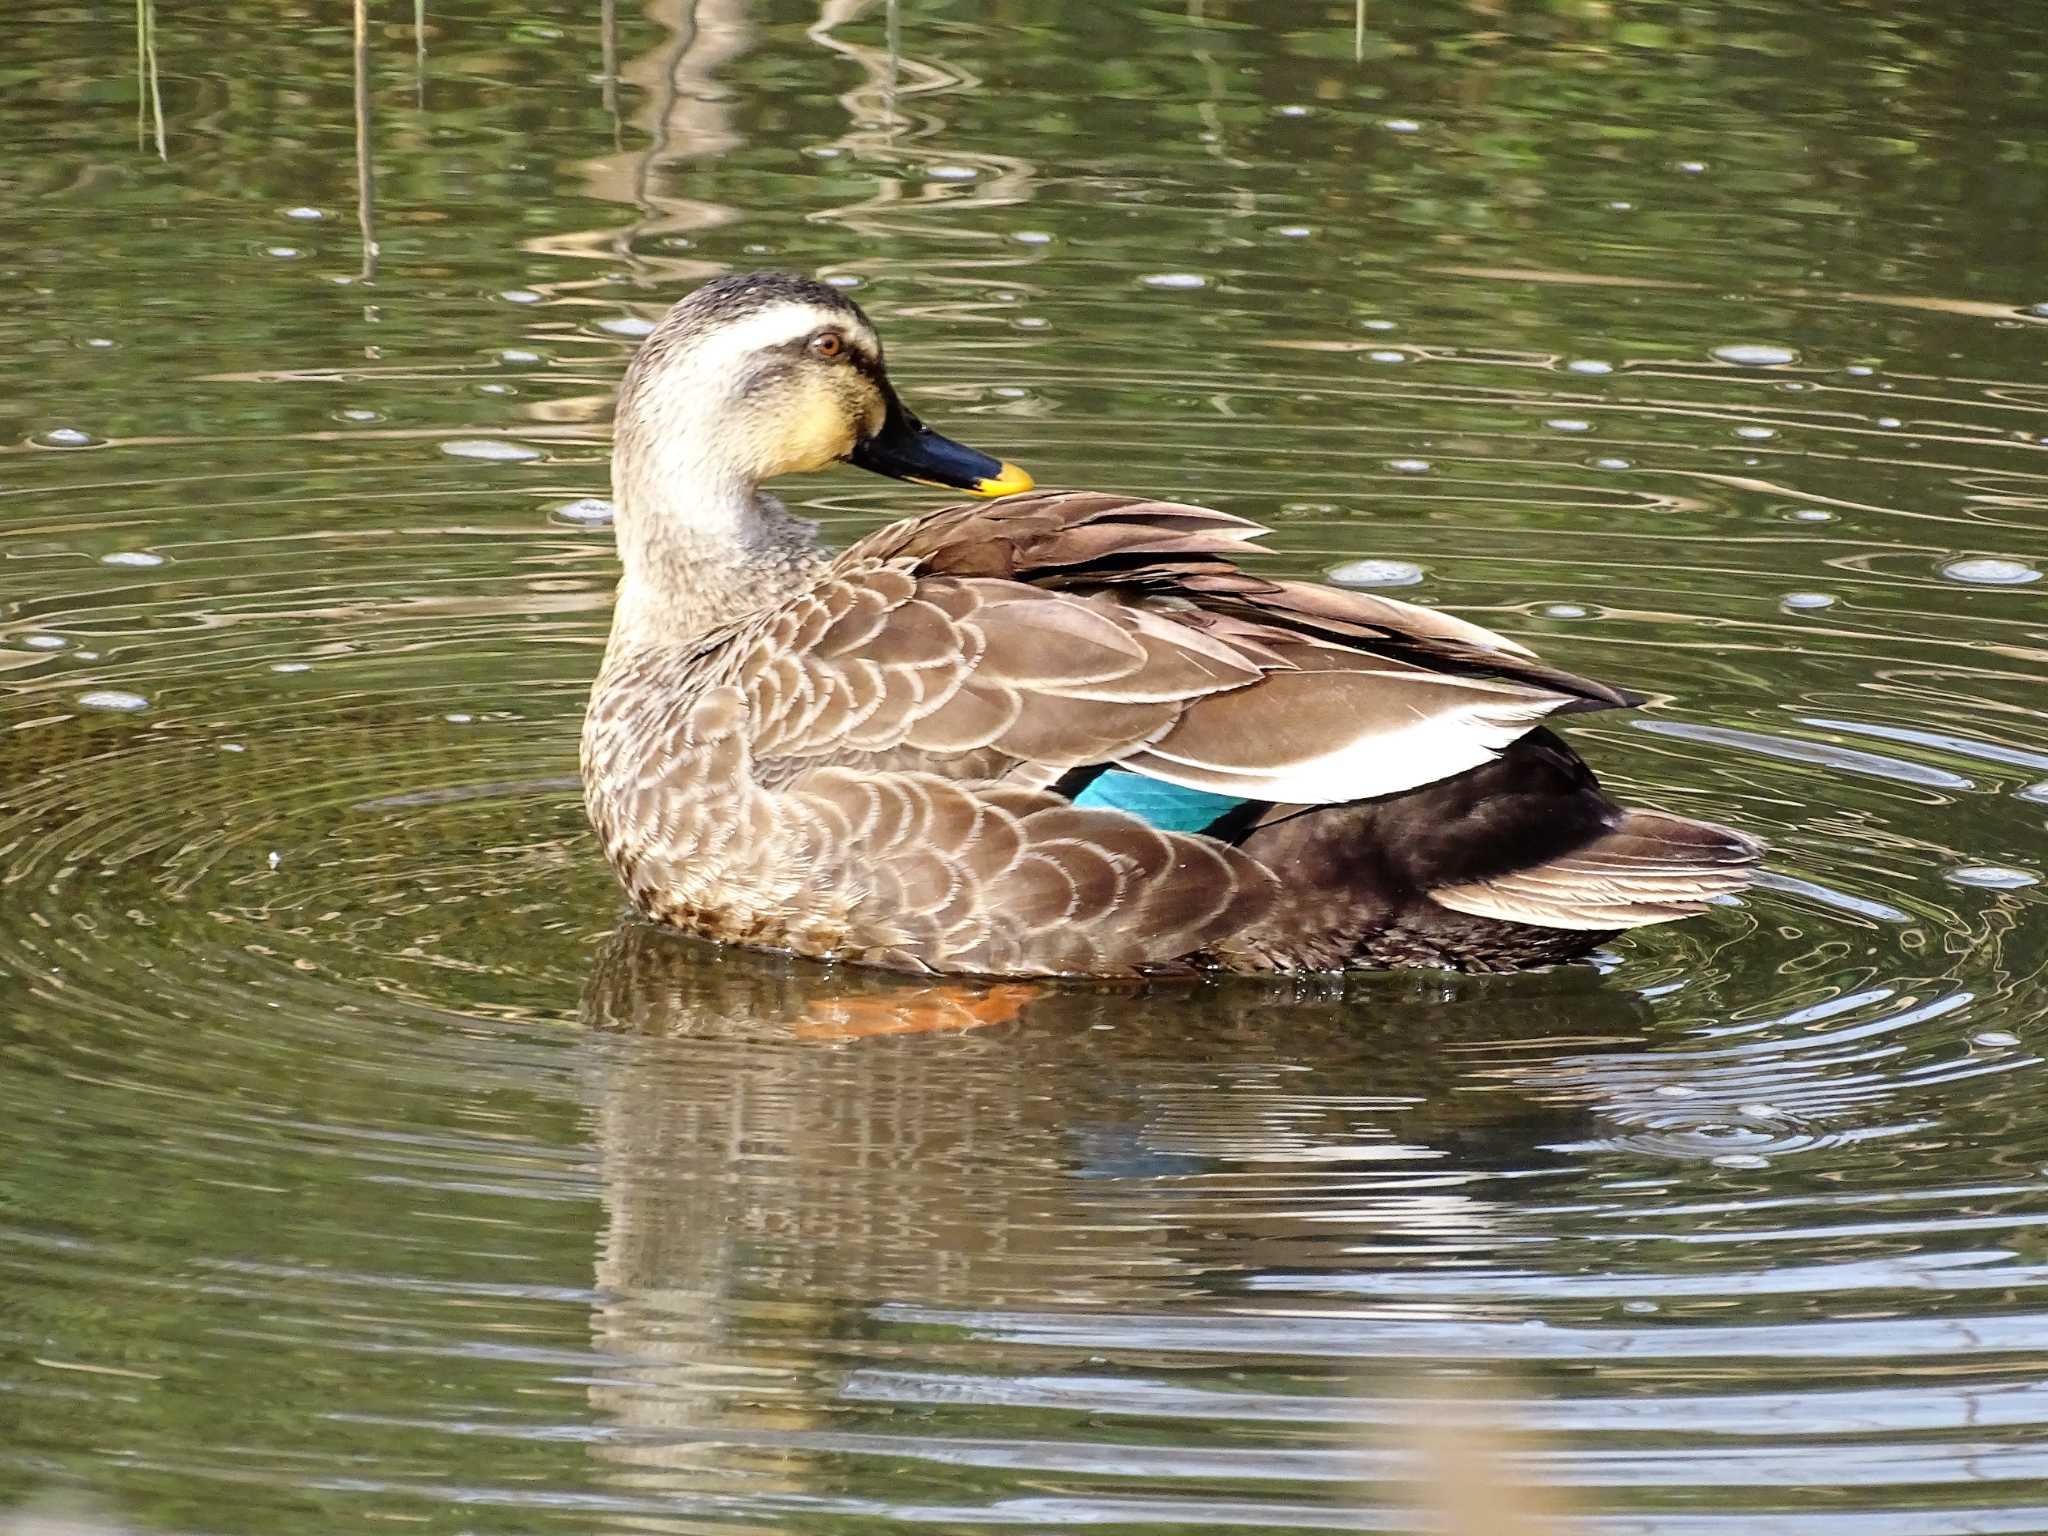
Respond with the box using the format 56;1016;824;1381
740;360;798;398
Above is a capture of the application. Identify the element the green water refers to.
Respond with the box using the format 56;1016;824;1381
4;1;2048;1530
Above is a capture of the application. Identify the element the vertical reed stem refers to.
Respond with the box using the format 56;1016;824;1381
355;0;379;281
138;0;167;160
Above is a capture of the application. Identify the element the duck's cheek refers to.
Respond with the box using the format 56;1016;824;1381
765;393;860;478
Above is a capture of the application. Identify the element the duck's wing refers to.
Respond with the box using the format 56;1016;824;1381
743;490;1635;805
689;491;1657;973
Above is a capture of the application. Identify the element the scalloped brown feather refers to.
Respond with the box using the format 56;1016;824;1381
584;490;1756;975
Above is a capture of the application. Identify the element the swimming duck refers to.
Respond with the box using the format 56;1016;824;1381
582;272;1762;977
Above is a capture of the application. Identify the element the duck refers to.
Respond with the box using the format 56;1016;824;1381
581;271;1763;978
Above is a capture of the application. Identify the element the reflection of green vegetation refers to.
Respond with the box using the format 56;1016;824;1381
3;2;2048;1532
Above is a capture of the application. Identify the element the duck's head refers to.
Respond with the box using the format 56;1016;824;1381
615;272;1033;503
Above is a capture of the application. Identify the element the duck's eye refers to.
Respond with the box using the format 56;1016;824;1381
809;331;847;361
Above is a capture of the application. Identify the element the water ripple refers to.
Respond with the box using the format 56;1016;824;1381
6;2;2048;1534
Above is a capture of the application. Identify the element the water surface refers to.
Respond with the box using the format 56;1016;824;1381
4;1;2048;1531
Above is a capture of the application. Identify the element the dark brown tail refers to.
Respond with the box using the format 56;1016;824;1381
1428;808;1765;931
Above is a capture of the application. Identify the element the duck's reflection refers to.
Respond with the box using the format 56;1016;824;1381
575;921;1658;1498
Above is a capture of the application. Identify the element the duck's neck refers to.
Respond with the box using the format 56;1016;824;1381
606;431;828;650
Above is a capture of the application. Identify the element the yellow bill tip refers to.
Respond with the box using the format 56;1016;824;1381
971;461;1036;498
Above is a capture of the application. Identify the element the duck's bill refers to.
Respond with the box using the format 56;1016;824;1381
847;394;1033;498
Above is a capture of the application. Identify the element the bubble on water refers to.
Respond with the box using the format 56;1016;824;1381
1791;508;1834;522
1360;319;1397;332
23;634;67;650
1544;604;1588;619
1329;559;1424;588
804;145;841;159
37;427;102;448
83;337;116;350
1546;418;1592;432
1781;591;1835;611
552;497;615;526
1625;1110;1815;1165
926;164;978;180
1974;1031;2023;1048
477;383;513;396
220;742;245;752
1011;231;1053;245
266;246;306;260
284;206;325;220
1367;349;1408;364
1272;225;1315;238
1388;458;1431;473
440;438;540;462
1383;118;1422;133
445;712;475;724
337;408;383;423
1275;104;1311;118
270;662;311;674
1593;457;1632;470
1876;416;1903;429
1943;557;2040;586
77;690;148;713
1736;425;1777;440
742;244;772;256
1713;343;1798;366
1622;1299;1659;1314
598;315;656;337
500;348;541;364
1014;317;1050;330
1947;865;2040;890
2031;302;2048;319
499;289;543;305
993;387;1027;399
1566;359;1614;375
100;551;164;568
1844;364;1875;376
1141;273;1207;290
822;275;864;291
1677;160;1708;174
2019;782;2048;806
1607;200;1634;211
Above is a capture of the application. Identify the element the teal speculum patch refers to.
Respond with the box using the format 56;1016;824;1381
1071;769;1246;832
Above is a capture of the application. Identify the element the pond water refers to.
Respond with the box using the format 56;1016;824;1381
5;0;2048;1531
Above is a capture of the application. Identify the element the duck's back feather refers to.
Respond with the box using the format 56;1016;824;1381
589;489;1759;974
754;490;1635;807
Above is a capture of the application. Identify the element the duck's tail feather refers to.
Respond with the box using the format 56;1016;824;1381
1427;809;1764;932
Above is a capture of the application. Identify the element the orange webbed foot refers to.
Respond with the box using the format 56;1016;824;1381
795;982;1041;1040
